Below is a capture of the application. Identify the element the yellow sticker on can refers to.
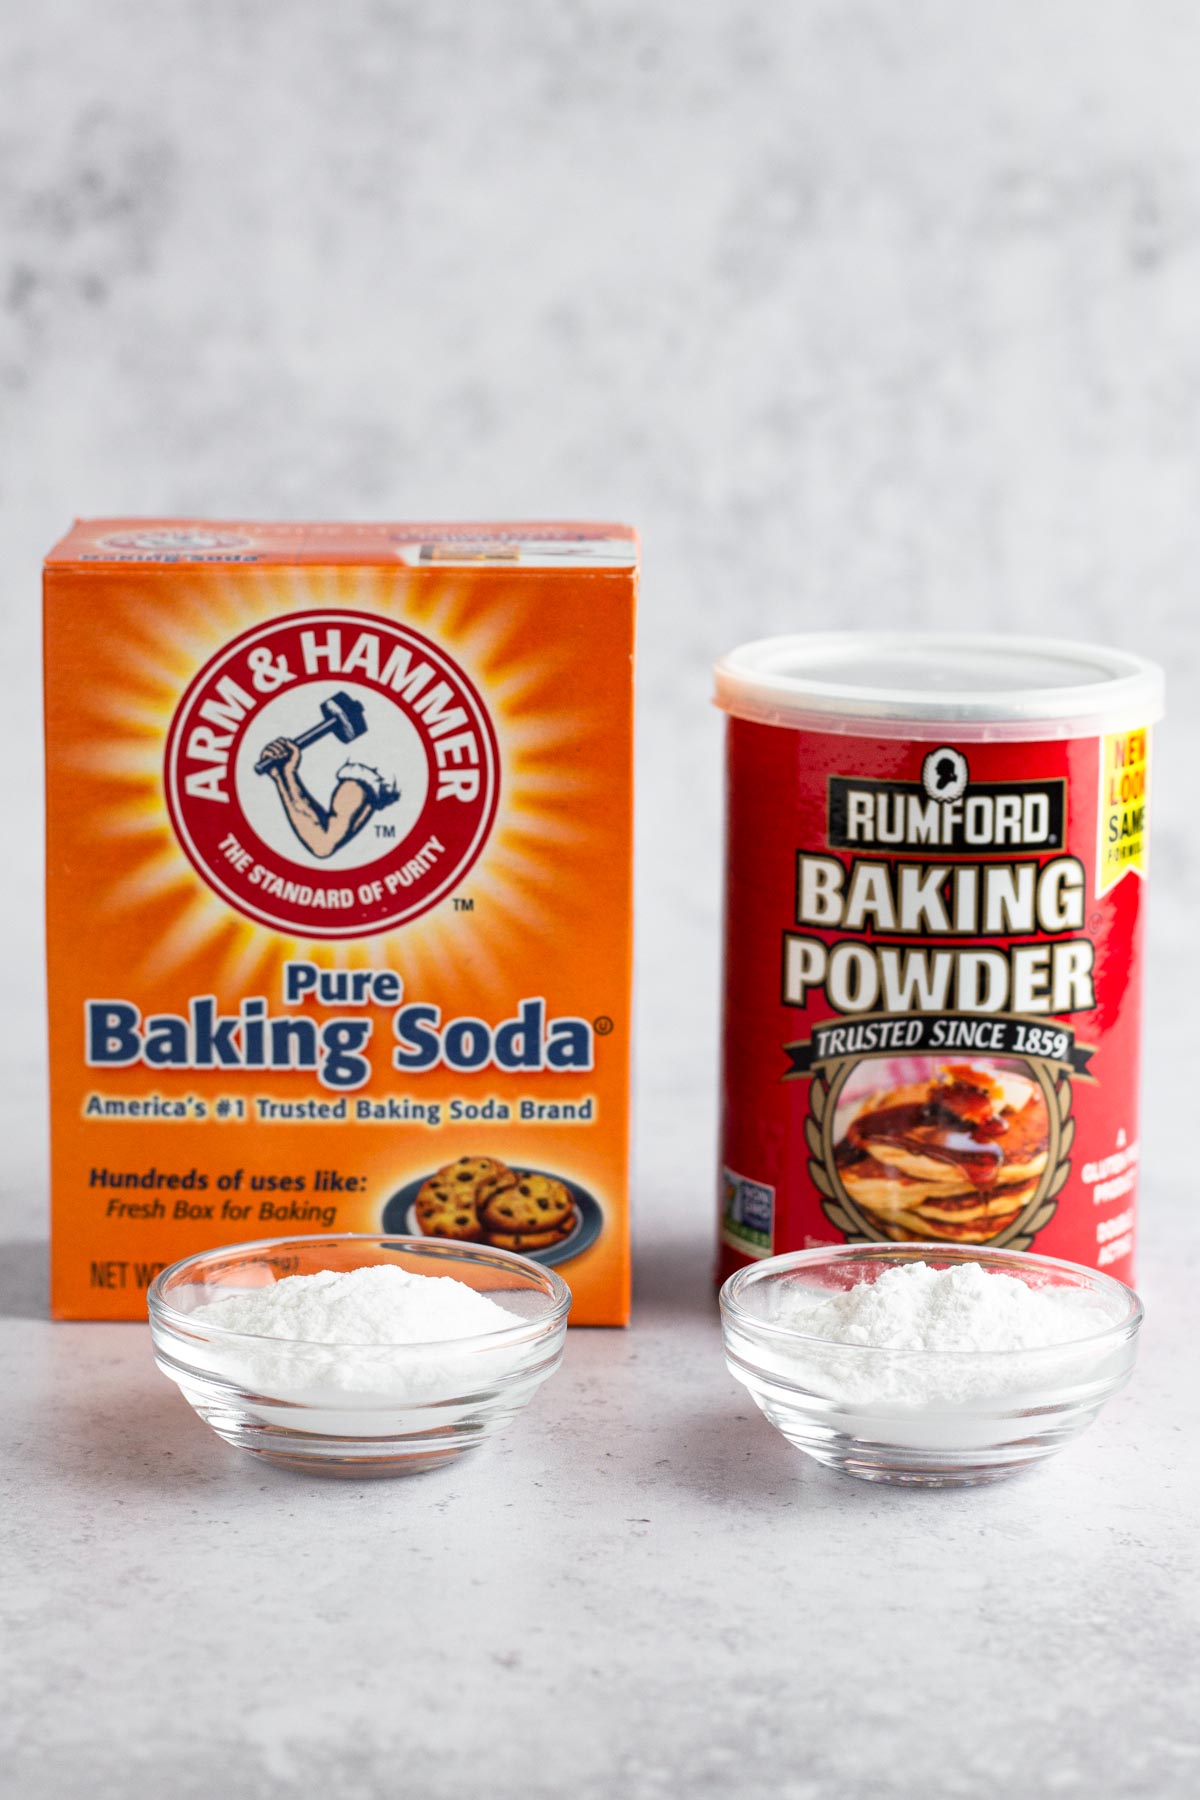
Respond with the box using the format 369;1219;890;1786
1098;726;1150;895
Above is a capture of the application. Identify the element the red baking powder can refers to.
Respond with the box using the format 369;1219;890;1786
715;634;1164;1286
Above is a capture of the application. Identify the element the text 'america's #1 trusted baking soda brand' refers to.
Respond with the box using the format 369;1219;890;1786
715;634;1164;1287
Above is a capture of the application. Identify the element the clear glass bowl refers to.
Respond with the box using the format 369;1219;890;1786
149;1235;571;1476
720;1244;1142;1487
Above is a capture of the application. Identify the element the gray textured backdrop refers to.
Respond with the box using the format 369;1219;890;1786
3;2;1196;1237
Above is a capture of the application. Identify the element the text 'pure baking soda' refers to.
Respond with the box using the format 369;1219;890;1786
715;634;1164;1286
44;521;637;1323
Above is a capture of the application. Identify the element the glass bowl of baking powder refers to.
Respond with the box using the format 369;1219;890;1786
149;1234;571;1475
720;1244;1142;1486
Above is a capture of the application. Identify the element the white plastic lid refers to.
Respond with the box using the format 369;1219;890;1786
714;633;1165;742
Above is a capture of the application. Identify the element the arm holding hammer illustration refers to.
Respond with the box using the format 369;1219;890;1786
260;739;376;860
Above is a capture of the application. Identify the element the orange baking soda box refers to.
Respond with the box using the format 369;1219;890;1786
43;521;637;1322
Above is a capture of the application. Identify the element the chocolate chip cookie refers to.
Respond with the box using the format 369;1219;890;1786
480;1172;575;1237
488;1221;575;1253
414;1176;486;1242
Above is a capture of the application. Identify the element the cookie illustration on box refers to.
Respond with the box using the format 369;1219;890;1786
384;1157;603;1267
435;1155;518;1204
480;1173;575;1237
413;1178;486;1242
488;1227;575;1253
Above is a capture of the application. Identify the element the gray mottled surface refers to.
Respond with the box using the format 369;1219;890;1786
3;2;1200;1795
2;1222;1197;1799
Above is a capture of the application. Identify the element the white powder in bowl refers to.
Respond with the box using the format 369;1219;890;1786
766;1260;1116;1355
193;1263;523;1347
737;1260;1130;1438
186;1264;528;1408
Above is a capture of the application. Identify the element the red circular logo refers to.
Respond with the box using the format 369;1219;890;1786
165;611;500;937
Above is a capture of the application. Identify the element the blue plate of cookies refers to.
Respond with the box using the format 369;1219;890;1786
382;1156;604;1268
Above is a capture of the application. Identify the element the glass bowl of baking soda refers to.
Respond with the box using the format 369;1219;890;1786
149;1235;571;1476
720;1244;1142;1487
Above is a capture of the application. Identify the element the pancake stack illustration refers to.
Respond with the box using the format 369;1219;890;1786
834;1063;1050;1244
